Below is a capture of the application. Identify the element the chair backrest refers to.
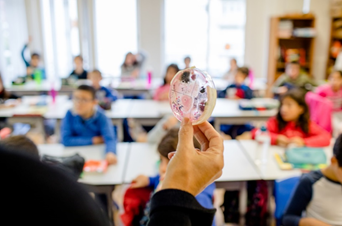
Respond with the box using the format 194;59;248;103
274;176;300;221
305;92;333;132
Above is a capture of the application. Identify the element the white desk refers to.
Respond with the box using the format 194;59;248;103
124;141;260;225
38;142;129;221
212;99;277;131
6;81;62;96
127;99;172;126
238;140;334;181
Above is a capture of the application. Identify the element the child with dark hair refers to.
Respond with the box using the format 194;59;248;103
252;89;331;147
153;64;179;101
183;56;191;69
70;55;88;80
218;67;253;99
21;38;46;79
283;134;342;226
0;135;39;159
61;85;117;165
130;127;216;225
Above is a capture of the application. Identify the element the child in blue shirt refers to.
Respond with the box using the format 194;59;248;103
61;85;117;164
89;69;117;102
131;127;216;225
218;67;253;99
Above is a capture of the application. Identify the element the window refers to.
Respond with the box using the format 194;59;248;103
164;0;246;77
41;0;80;79
94;0;138;77
0;0;28;84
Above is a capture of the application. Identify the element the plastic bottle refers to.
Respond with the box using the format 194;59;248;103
255;125;270;165
34;69;42;85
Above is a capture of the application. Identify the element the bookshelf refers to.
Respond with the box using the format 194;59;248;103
326;1;342;79
267;13;316;90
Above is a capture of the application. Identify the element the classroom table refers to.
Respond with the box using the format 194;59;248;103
38;143;129;222
212;98;278;131
124;140;261;225
6;81;62;96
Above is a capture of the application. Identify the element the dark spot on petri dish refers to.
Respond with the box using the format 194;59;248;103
191;74;196;80
199;101;206;112
181;72;190;83
200;87;205;93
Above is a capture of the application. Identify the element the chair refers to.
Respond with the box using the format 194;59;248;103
274;176;300;226
305;92;333;133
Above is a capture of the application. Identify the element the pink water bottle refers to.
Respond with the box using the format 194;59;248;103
147;70;152;85
50;83;57;104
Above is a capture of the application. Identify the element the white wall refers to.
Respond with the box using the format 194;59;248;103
137;0;165;78
244;0;330;81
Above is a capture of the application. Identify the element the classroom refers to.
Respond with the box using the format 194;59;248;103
0;0;343;227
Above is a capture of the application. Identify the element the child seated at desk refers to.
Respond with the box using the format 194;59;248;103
218;67;253;100
246;89;331;147
21;39;46;80
125;128;215;225
70;55;88;80
0;74;20;107
153;64;179;101
283;134;342;226
316;70;342;112
60;85;117;165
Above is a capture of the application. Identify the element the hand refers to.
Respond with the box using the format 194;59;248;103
158;92;169;101
290;137;305;147
105;153;117;165
92;136;104;144
277;86;288;94
131;175;150;188
277;135;290;147
162;116;178;130
162;118;224;196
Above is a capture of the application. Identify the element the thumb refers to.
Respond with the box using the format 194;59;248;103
176;118;194;153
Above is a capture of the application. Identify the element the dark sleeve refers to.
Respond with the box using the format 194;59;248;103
0;146;110;225
242;86;253;99
21;44;30;67
148;189;216;226
217;85;233;98
282;174;314;226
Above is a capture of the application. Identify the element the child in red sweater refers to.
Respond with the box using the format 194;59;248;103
253;89;331;147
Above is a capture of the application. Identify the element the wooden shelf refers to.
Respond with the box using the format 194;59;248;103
267;14;315;85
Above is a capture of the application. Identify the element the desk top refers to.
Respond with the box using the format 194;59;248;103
128;99;172;119
38;143;129;185
238;140;334;180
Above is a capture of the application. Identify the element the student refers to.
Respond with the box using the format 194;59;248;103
283;134;342;226
316;70;342;112
88;69;117;102
153;64;179;101
121;52;146;78
183;56;191;69
0;135;39;159
131;127;216;225
60;85;117;165
70;55;87;80
252;89;331;147
218;67;253;100
21;39;45;79
223;58;238;82
272;61;316;95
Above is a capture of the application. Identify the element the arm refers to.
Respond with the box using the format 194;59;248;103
299;218;330;226
147;115;174;144
282;175;313;226
104;87;117;101
148;189;216;226
21;44;30;67
217;85;232;98
61;111;93;146
272;74;287;93
303;122;331;147
99;115;117;154
242;85;253;99
266;117;280;145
